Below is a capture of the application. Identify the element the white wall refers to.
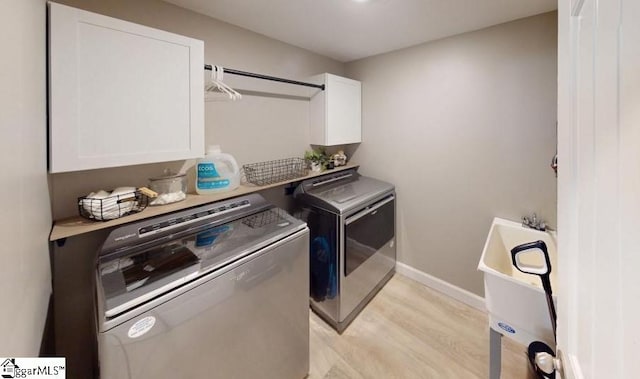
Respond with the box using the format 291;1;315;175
0;0;52;356
345;12;558;296
49;0;345;220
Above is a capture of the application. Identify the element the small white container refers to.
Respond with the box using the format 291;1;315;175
478;217;557;347
148;170;187;205
195;145;240;195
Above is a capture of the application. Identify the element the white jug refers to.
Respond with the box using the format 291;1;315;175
195;145;240;194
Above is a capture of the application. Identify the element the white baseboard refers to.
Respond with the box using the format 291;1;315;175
395;262;486;311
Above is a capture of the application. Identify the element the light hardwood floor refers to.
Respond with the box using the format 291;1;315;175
309;274;531;379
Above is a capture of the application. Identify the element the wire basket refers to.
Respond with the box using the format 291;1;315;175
78;190;149;221
243;157;308;186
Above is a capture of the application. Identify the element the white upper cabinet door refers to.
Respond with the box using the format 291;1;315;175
48;3;204;173
309;74;361;146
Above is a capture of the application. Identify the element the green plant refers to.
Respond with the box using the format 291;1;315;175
304;148;330;169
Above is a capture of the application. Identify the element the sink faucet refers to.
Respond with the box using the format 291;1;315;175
522;213;547;231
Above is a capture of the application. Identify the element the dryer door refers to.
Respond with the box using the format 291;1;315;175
340;195;396;322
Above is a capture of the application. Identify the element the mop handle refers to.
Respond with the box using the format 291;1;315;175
511;240;557;342
542;275;557;340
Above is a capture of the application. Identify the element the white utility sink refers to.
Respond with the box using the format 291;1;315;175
478;217;557;347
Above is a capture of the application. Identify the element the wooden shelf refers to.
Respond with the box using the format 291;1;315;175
49;163;358;241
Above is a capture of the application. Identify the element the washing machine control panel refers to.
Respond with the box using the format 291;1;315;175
138;199;251;237
100;193;271;257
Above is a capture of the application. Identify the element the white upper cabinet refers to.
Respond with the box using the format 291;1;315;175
309;74;361;146
48;3;204;173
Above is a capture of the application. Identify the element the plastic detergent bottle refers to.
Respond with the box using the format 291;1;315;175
195;145;240;194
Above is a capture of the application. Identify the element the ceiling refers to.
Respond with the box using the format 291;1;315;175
164;0;557;62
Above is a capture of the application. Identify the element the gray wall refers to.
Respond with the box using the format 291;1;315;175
0;0;556;359
50;0;345;220
47;1;556;302
345;12;558;296
0;0;52;355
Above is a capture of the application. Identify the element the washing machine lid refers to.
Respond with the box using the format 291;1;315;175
98;197;305;318
295;168;394;214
